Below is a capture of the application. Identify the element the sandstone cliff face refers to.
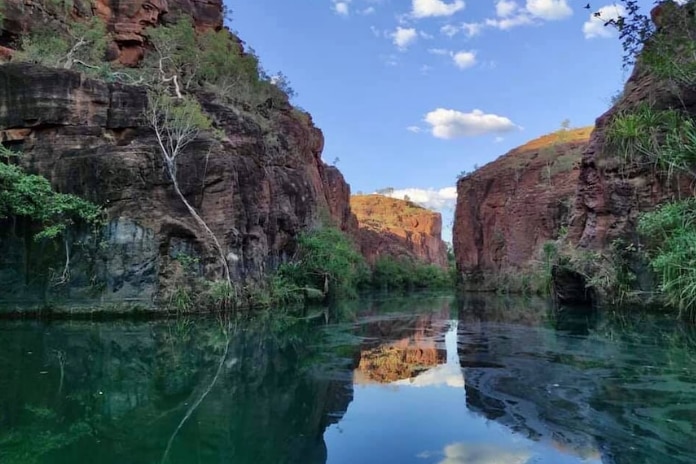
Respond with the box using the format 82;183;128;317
350;194;448;268
0;63;355;306
0;0;223;65
453;128;592;285
568;66;696;252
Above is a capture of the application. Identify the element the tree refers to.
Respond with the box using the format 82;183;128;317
0;146;102;284
269;71;297;100
16;17;108;71
146;18;199;97
146;91;233;291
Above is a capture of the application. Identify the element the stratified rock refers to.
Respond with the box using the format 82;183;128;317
453;128;591;287
350;194;448;268
0;63;356;306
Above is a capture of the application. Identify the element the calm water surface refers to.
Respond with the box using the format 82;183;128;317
1;294;695;464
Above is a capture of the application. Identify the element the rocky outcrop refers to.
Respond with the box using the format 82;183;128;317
554;2;696;302
0;0;223;65
568;55;696;251
453;128;592;286
0;62;356;307
350;194;448;268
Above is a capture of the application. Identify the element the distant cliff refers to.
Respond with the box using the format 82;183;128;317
350;194;448;268
453;127;592;289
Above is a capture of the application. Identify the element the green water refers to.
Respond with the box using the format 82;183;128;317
0;293;695;464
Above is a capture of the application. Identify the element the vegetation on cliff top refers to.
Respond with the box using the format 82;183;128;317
456;124;591;182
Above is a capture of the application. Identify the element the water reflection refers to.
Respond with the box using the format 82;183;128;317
0;293;695;464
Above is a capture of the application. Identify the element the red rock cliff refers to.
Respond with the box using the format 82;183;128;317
453;128;592;286
0;4;359;306
351;194;448;268
568;50;696;251
0;0;223;65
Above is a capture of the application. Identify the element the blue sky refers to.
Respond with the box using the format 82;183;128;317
227;0;648;241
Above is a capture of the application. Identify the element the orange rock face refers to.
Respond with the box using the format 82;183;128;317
350;194;448;268
1;0;222;65
453;128;592;284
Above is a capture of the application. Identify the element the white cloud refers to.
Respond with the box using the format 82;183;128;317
428;48;450;55
525;0;572;20
333;1;350;15
485;13;533;29
361;6;376;15
379;187;457;211
370;25;382;37
461;22;483;36
407;125;423;133
494;136;504;143
424;108;519;138
452;50;476;69
583;4;626;39
420;30;434;39
392;26;418;49
412;0;465;18
440;24;459;37
496;0;518;17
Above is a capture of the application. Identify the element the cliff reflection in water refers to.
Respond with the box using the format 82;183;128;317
455;294;696;464
0;315;354;464
1;293;695;464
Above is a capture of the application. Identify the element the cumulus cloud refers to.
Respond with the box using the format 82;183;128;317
407;125;422;133
412;0;465;18
496;0;518;17
452;50;476;69
380;187;457;211
360;6;376;14
333;0;350;15
424;108;519;139
583;4;626;38
392;26;418;49
526;0;572;20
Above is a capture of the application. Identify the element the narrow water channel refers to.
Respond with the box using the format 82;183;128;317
0;293;694;463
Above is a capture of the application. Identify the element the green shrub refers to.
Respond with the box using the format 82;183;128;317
0;147;102;241
370;256;452;291
15;17;108;72
276;226;368;300
638;198;696;319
